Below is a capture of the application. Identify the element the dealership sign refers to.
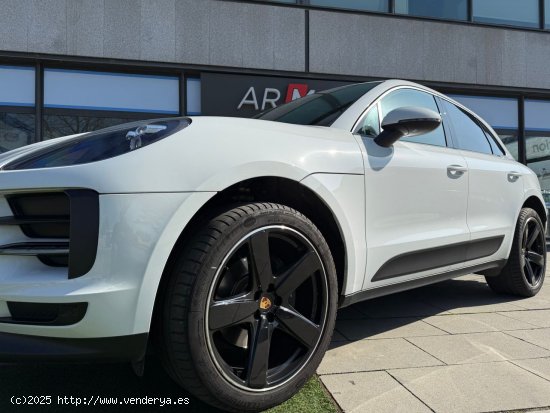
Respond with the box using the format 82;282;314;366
527;135;550;160
201;73;350;117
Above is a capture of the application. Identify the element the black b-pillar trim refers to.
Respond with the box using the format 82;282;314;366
66;189;99;279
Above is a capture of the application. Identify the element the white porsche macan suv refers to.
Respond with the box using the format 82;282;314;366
0;80;545;412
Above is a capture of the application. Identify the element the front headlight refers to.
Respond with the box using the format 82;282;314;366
3;118;191;170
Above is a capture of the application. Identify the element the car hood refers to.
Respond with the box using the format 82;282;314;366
0;117;364;194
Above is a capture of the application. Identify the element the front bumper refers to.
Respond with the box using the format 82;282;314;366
0;191;196;344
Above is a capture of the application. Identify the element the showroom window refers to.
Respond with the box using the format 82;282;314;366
0;65;36;152
472;0;539;28
380;88;447;147
42;69;180;139
250;0;550;30
187;77;201;116
525;99;550;202
309;0;389;12
395;0;467;21
449;95;519;160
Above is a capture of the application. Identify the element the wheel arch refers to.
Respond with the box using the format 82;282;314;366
145;176;350;337
523;195;547;228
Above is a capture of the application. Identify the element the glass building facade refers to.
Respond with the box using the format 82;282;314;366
1;0;550;203
264;0;550;29
0;66;201;149
395;0;468;21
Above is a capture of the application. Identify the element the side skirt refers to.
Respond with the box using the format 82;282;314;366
371;236;504;282
339;259;506;309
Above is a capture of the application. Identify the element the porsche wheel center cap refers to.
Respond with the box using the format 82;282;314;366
259;296;273;311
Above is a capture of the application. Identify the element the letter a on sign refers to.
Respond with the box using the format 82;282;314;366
238;87;259;110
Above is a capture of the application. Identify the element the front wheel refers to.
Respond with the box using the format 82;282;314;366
486;207;546;297
158;203;338;412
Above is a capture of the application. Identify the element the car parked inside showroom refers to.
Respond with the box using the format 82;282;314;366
0;80;545;412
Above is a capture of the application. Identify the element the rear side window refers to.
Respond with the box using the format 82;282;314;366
443;101;493;155
380;89;447;147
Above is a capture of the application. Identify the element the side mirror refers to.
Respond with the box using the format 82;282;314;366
374;107;442;148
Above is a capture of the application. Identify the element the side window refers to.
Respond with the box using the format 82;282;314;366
357;105;380;137
443;101;493;155
380;89;447;147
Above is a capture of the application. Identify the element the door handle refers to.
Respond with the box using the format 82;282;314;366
508;171;522;182
447;165;467;177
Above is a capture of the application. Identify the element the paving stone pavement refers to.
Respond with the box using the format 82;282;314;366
319;261;550;413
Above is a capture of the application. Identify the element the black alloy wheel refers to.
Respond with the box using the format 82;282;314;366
158;203;337;412
521;216;545;288
485;207;546;297
206;226;328;391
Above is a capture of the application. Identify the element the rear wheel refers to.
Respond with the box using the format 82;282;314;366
158;203;337;412
485;207;546;297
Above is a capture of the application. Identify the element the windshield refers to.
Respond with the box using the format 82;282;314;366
255;81;381;126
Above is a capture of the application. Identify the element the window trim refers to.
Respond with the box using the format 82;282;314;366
0;106;35;115
479;123;507;156
355;102;380;137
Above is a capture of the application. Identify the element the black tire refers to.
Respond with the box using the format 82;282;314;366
485;207;546;297
157;203;338;412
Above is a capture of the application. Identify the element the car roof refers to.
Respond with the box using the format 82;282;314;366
329;79;511;158
332;79;498;136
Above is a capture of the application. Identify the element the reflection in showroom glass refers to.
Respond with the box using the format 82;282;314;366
0;112;35;153
43;115;149;140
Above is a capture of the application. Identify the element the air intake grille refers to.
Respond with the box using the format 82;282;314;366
7;193;70;239
6;192;70;267
0;189;99;278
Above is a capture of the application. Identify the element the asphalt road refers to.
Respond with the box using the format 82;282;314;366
0;357;221;413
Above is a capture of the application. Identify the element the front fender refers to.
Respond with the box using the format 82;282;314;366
132;191;216;334
300;173;366;296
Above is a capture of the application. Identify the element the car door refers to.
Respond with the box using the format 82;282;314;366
441;99;524;264
356;88;471;290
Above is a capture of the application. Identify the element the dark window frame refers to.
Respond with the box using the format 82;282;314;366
479;124;506;156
